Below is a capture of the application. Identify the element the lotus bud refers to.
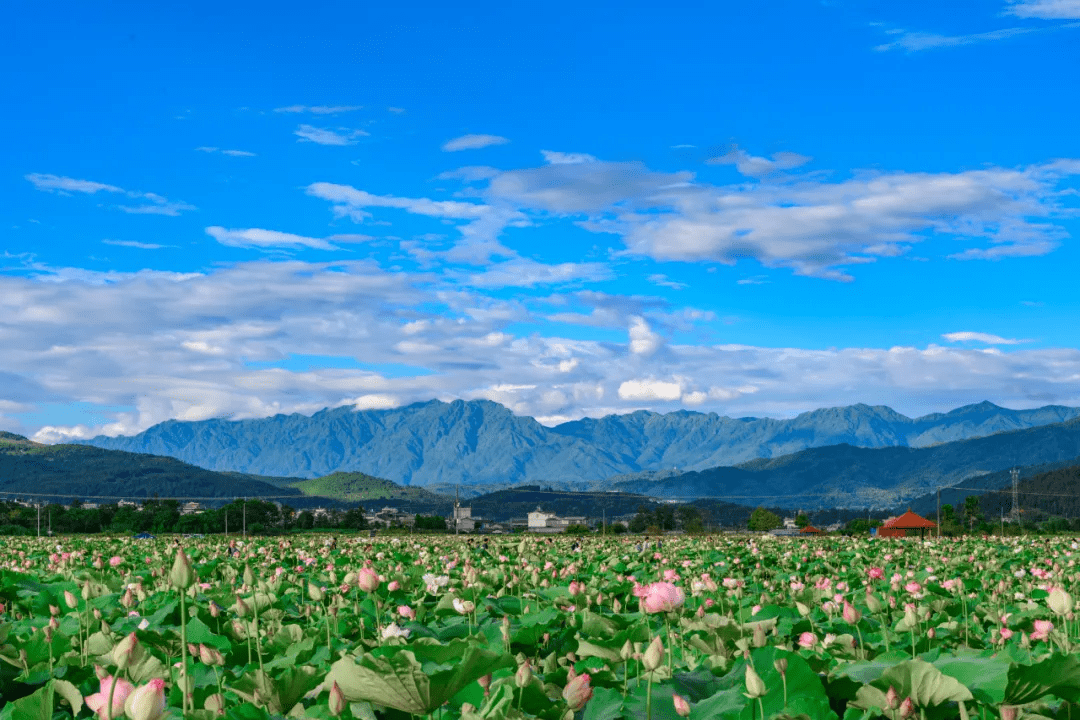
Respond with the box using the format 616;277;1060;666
49;616;60;631
478;673;492;696
64;590;79;609
795;601;810;617
204;694;225;716
120;588;135;609
50;605;60;616
842;601;861;624
124;678;167;720
42;626;52;643
308;583;325;602
328;681;346;717
999;706;1018;720
744;663;767;698
562;672;593;711
199;644;225;666
243;564;255;587
620;640;634;661
673;693;691;717
112;632;141;670
231;619;247;639
773;657;788;676
209;601;220;618
1049;588;1074;616
752;623;766;648
170;549;195;590
612;597;622;613
865;592;883;614
898;696;915;718
516;661;533;688
642;636;664;671
235;595;249;618
188;643;199;657
884;686;899;709
927;627;936;639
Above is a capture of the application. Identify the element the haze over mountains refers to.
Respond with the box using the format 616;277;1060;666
79;399;1080;495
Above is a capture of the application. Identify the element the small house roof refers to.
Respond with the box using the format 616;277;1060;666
800;525;823;533
882;510;936;529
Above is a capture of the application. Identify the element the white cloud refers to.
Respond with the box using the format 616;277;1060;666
648;274;688;290
875;26;1036;52
541;150;598;165
346;394;400;410
942;331;1031;345
295;125;370;145
197;146;257;157
737;275;770;285
629;316;663;356
25;173;123;194
27;174;195;215
275;105;363;114
442;134;510;151
1006;0;1080;18
205;226;340;251
484;155;1079;281
618;379;683;402
103;239;170;250
436;166;501;182
6;258;1080;441
707;148;811;177
463;258;612;288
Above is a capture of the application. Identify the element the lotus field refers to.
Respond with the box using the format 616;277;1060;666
5;535;1080;720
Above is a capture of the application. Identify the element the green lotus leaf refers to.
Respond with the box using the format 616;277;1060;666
1004;652;1080;705
853;659;973;710
326;642;512;714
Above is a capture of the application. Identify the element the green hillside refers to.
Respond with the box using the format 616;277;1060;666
0;432;312;503
289;471;452;507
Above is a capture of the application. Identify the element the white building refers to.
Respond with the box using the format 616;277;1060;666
527;508;587;533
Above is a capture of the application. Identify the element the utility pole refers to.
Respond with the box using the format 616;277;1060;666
1011;468;1020;522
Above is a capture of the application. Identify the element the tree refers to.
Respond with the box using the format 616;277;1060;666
564;524;590;535
794;512;809;529
963;495;982;532
610;522;628;534
748;507;781;532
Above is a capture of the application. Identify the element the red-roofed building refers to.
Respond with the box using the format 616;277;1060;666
878;509;936;539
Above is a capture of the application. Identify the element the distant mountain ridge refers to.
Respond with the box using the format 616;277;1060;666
608;416;1080;509
77;399;1080;488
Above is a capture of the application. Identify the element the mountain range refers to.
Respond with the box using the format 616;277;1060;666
79;399;1080;492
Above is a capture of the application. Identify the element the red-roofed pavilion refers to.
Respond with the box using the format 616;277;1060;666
800;525;824;534
878;509;936;539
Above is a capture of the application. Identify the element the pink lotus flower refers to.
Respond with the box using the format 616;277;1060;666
109;556;123;567
663;569;679;582
641;582;686;613
867;567;884;580
356;568;379;593
798;632;818;648
85;675;135;720
1031;619;1054;641
387;580;401;592
398;605;415;620
999;628;1014;641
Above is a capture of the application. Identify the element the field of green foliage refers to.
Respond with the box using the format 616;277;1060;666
2;533;1080;720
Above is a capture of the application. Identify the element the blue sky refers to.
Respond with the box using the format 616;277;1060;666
3;0;1080;441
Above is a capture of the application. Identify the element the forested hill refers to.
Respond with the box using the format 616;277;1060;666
0;432;309;503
